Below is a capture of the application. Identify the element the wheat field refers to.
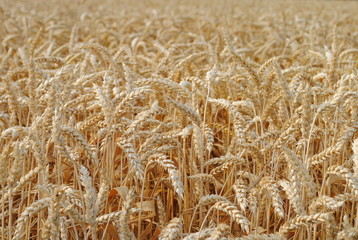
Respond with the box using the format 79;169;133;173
0;0;357;239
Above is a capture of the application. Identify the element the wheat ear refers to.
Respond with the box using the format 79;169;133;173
211;200;250;233
159;217;182;240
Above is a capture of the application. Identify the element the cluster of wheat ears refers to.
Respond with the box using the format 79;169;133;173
0;0;357;239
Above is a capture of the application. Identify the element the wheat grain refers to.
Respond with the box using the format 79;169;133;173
159;217;182;240
13;198;51;240
259;177;284;218
212;201;250;233
148;154;184;199
206;224;231;240
279;212;332;236
326;165;358;196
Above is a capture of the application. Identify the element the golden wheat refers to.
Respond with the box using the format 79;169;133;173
0;0;357;239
